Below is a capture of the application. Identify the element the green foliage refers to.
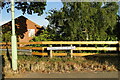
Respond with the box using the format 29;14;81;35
32;30;51;42
1;25;12;42
114;15;120;40
30;30;52;47
0;27;2;42
46;2;119;41
2;2;46;16
2;25;20;42
2;31;11;42
32;30;52;41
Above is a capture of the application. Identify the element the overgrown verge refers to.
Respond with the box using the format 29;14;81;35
3;55;118;77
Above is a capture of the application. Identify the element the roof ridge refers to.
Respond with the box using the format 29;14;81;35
1;15;42;27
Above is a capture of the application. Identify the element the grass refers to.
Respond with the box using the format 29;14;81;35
17;55;119;69
18;55;87;63
7;53;119;68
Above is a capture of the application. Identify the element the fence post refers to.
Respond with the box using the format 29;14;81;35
70;44;73;58
42;50;44;57
50;45;53;58
118;41;120;55
60;44;62;47
115;41;120;72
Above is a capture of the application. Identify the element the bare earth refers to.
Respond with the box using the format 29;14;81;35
6;71;119;78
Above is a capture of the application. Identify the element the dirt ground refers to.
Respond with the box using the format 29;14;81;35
5;71;119;78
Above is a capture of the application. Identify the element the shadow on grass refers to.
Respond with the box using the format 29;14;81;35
1;43;12;80
83;43;120;71
84;55;119;70
6;47;12;69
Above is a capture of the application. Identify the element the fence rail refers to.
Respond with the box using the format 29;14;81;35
0;41;119;57
0;41;119;45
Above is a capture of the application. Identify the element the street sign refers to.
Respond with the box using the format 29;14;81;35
47;46;76;50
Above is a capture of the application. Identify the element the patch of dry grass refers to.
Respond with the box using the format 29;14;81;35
3;55;119;77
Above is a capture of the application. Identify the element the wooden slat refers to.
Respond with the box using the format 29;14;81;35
94;54;118;56
18;47;46;50
0;42;11;45
32;52;67;56
32;52;117;56
72;53;98;56
32;52;48;56
1;46;119;51
0;53;6;55
40;41;119;45
19;47;119;51
0;46;47;50
0;41;119;45
74;47;117;51
0;46;11;49
53;53;67;56
72;53;118;56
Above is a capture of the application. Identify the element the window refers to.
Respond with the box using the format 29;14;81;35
28;29;35;37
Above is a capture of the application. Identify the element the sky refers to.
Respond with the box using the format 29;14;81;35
0;1;120;27
0;0;63;26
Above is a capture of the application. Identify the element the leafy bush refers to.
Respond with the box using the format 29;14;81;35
30;30;52;47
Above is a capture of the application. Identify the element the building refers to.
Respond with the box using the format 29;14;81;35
2;16;44;43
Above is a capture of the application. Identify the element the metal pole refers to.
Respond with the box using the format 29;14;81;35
11;0;17;71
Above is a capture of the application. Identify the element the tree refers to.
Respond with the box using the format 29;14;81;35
2;2;46;15
47;2;119;41
93;2;119;40
114;15;120;40
32;29;52;41
46;9;64;41
30;29;53;47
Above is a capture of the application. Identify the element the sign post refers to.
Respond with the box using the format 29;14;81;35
70;44;73;58
11;0;18;71
50;45;53;58
47;46;76;58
